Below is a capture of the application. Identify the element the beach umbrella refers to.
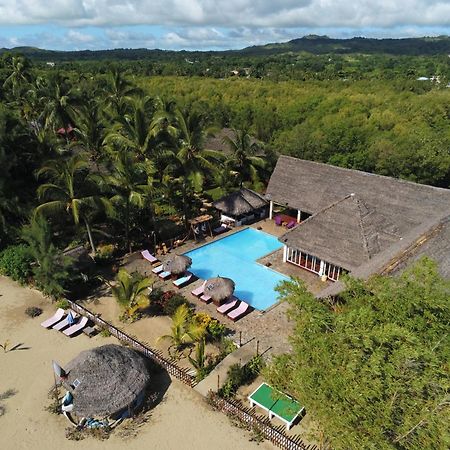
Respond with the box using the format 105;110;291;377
205;276;235;302
62;344;150;418
52;360;66;378
163;254;192;275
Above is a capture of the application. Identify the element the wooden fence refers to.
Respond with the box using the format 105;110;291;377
208;392;318;450
68;300;316;449
67;300;196;387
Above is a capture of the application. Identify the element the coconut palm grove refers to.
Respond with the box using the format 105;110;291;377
0;43;449;450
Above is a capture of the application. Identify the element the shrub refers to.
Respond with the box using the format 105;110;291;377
194;312;227;341
218;356;264;399
0;244;33;284
55;298;70;310
94;244;115;264
25;306;43;317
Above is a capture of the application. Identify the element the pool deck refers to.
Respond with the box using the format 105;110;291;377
125;218;331;357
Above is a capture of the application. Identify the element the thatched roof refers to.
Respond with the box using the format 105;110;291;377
213;188;267;216
205;276;235;301
64;344;150;417
268;156;450;269
163;254;192;275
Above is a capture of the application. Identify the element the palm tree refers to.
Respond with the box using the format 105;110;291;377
73;99;107;168
104;95;157;160
103;150;154;252
103;68;139;118
188;338;207;380
223;129;266;189
110;268;152;321
158;304;206;355
35;152;105;253
160;108;223;226
2;55;32;98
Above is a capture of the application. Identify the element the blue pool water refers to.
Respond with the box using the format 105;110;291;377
184;228;288;310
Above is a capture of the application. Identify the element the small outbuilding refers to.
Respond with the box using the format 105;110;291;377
213;188;268;227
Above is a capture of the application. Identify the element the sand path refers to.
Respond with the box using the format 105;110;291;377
0;276;273;450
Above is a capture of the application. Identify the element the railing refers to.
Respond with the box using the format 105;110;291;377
67;300;314;449
67;300;196;387
208;392;318;450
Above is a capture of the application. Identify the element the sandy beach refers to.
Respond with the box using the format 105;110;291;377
0;276;274;450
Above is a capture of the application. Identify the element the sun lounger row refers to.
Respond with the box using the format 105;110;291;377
152;264;197;287
40;309;90;337
190;282;252;321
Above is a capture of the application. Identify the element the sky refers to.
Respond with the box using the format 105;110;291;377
0;0;450;51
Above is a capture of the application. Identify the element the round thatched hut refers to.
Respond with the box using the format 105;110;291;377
62;344;150;418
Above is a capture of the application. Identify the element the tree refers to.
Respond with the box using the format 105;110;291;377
21;215;70;299
35;152;105;253
103;150;154;252
223;128;266;189
2;55;32;99
102;68;139;118
265;258;450;449
161;108;223;226
110;268;152;321
158;304;205;355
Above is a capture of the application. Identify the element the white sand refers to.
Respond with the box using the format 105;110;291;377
0;276;273;450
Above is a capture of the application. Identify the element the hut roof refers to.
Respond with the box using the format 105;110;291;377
64;344;150;417
280;193;400;271
213;188;267;216
205;276;235;301
268;156;450;269
163;254;192;275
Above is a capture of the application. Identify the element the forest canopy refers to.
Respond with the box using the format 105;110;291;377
265;258;450;450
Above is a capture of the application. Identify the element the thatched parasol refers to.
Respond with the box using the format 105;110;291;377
204;276;235;303
163;254;192;275
62;344;150;418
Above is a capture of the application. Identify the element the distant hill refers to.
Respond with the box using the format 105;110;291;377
2;35;450;62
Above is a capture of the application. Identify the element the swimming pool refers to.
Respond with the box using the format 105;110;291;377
184;228;289;310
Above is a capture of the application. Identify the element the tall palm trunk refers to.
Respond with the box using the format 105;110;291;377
125;196;131;253
83;217;96;254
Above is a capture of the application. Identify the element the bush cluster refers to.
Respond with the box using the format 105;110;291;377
150;289;190;316
194;312;227;341
218;355;264;399
0;244;33;284
25;306;43;317
94;244;115;264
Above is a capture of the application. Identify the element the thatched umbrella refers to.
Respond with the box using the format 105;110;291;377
205;276;235;304
62;344;150;418
163;254;192;275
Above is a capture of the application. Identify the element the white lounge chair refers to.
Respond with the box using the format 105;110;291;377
217;297;239;315
40;308;65;328
158;271;171;280
191;281;206;297
53;311;78;331
173;272;195;288
152;265;164;274
141;250;159;264
227;301;251;321
63;316;88;337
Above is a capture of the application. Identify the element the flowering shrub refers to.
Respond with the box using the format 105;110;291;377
194;312;227;341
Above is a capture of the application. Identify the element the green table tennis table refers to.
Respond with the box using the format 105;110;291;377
248;382;305;430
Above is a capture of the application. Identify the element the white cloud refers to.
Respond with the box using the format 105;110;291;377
1;1;450;28
66;29;96;43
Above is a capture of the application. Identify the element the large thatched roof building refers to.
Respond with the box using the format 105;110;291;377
63;344;150;418
213;188;268;226
265;156;450;286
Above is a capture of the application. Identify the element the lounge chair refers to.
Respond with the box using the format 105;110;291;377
213;224;229;235
274;215;282;226
191;281;206;297
53;311;78;331
217;297;239;314
173;272;195;288
227;301;251;321
200;294;212;303
152;265;164;274
63;316;88;337
286;220;296;229
141;250;159;264
158;271;171;280
40;308;66;328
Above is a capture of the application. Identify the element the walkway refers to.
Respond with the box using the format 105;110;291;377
194;340;264;397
